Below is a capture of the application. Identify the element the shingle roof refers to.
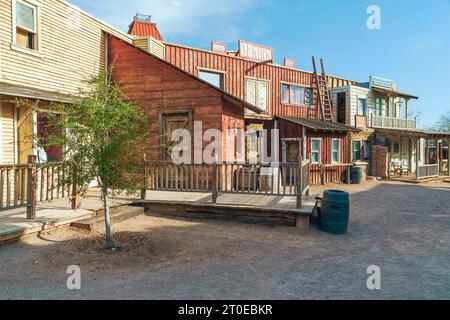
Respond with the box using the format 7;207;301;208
277;116;361;132
128;21;163;41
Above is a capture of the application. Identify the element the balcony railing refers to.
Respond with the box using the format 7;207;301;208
371;115;417;129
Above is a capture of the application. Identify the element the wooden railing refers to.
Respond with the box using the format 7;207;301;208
142;160;311;208
0;164;28;210
417;164;439;180
0;156;75;218
310;163;355;185
371;115;417;129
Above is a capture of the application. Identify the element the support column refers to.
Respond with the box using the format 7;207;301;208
448;139;450;177
416;138;420;181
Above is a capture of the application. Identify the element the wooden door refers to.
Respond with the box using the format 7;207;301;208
161;112;192;161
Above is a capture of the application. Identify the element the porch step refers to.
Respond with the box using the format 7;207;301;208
71;205;144;231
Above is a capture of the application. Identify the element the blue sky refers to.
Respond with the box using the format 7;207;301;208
69;0;450;128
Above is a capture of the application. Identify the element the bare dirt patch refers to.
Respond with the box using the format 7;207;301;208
1;180;450;300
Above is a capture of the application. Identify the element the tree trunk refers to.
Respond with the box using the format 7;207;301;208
102;184;114;249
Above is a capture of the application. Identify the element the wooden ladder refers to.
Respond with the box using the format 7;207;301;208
312;57;334;122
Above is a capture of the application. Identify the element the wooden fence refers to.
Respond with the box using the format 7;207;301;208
310;163;353;185
142;160;311;208
0;156;76;219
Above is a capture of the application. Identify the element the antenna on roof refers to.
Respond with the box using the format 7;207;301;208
133;13;152;23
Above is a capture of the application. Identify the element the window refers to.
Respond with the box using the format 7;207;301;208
14;0;38;50
246;78;269;112
281;84;313;106
353;141;362;161
332;139;341;163
311;139;321;163
198;70;224;90
376;98;387;117
357;98;367;116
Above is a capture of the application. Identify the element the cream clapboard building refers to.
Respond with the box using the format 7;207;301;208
0;0;134;164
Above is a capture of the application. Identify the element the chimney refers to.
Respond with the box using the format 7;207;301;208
128;13;163;41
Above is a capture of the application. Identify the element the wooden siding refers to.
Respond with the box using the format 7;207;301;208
132;37;166;60
0;0;132;97
0;101;16;164
306;130;349;165
330;85;403;127
108;36;245;161
164;43;356;119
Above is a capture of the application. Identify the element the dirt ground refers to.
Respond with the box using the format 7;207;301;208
0;180;449;300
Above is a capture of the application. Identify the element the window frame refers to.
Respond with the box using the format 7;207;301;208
280;82;313;107
353;140;362;162
12;0;41;54
331;138;341;164
197;68;226;90
311;138;322;164
357;98;368;116
245;77;270;112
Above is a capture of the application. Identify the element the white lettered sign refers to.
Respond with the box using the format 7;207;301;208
239;40;274;62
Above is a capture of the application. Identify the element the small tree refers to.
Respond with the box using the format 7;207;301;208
37;72;148;249
434;112;450;132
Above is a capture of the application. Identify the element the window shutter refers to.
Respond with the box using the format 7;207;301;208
257;81;268;112
246;79;257;106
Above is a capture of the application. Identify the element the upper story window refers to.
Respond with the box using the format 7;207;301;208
357;98;367;116
376;98;388;117
246;78;269;112
281;84;313;106
331;139;341;163
198;70;224;90
14;0;38;51
311;138;322;164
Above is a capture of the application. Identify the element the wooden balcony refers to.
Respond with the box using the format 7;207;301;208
371;115;417;129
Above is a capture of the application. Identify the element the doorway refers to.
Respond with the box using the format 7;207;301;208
337;93;346;124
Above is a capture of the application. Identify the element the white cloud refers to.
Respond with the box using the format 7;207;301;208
69;0;269;43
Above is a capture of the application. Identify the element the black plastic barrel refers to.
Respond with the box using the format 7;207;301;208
351;166;364;184
320;190;350;235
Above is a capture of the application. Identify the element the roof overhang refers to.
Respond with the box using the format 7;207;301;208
276;116;361;133
0;82;76;104
371;86;419;100
374;127;450;139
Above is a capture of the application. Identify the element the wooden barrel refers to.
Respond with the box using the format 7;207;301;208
351;166;364;184
320;190;350;235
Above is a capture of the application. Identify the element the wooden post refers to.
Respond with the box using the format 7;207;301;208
140;154;147;200
448;139;450;177
320;165;325;186
296;156;303;209
347;164;352;184
71;166;81;210
212;162;218;204
26;155;37;220
416;138;420;181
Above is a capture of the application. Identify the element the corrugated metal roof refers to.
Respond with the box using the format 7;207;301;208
128;21;163;41
277;116;360;132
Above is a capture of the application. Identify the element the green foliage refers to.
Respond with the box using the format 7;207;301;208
36;72;150;197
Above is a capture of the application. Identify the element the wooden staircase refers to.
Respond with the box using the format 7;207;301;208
312;57;334;122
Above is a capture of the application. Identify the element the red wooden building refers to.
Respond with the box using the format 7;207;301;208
107;35;262;163
113;17;361;183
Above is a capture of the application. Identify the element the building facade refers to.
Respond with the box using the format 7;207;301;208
0;0;132;164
